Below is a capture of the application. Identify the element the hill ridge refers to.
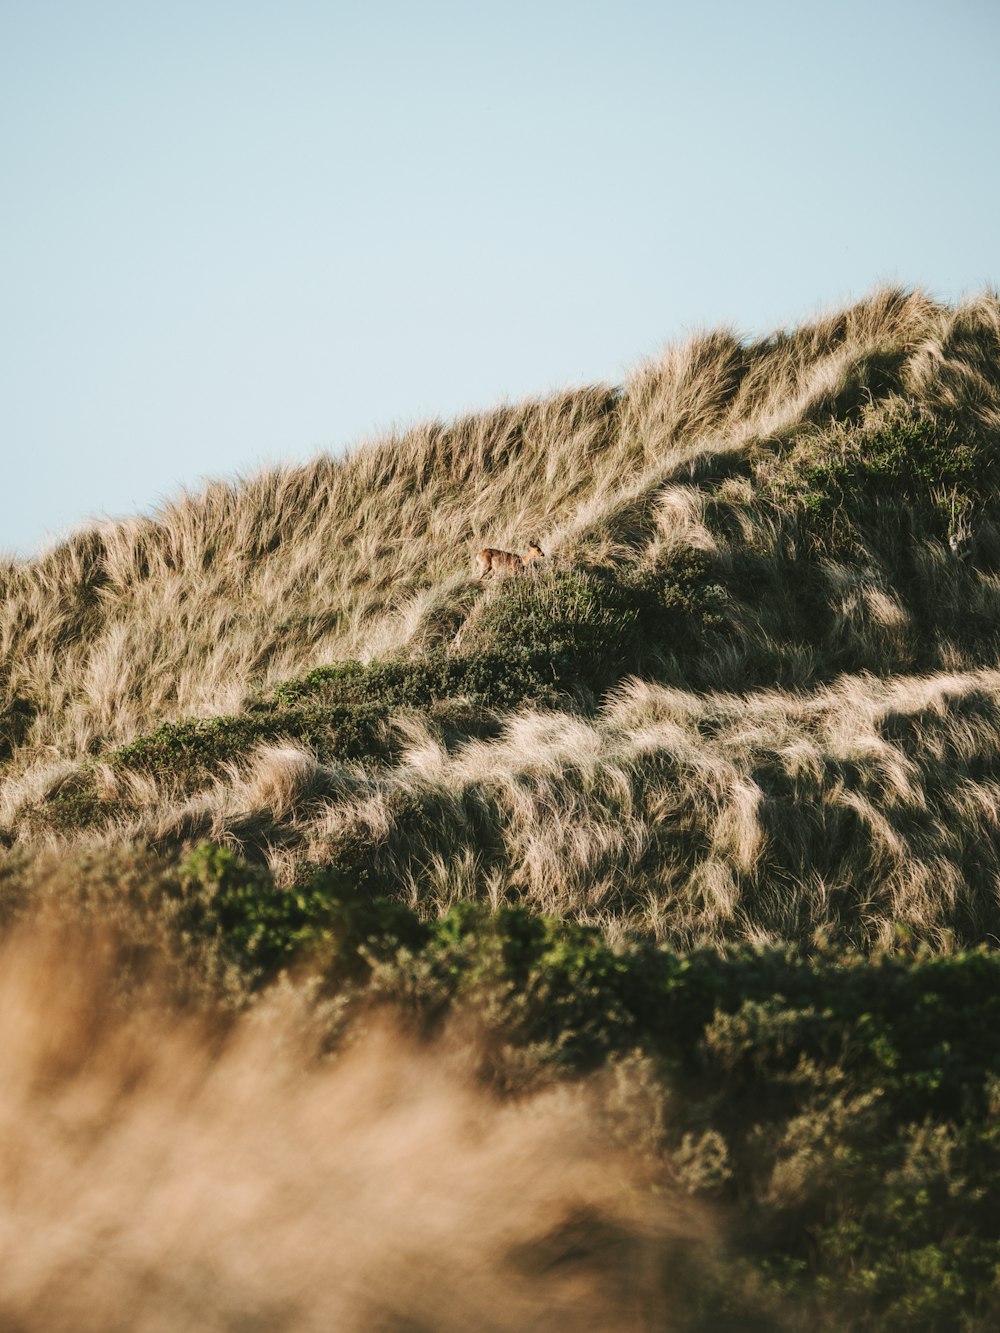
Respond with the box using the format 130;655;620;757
4;282;1000;952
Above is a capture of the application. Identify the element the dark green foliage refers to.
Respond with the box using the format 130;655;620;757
466;567;645;682
178;842;428;983
273;659;369;706
627;550;730;647
396;907;1000;1118
796;415;990;546
458;556;729;692
406;901;645;1070
108;706;393;788
167;851;1000;1119
357;907;1000;1329
274;650;562;712
45;777;108;832
113;716;287;779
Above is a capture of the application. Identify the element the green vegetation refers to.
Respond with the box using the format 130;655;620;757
273;647;561;713
28;837;1000;1330
463;556;729;676
790;412;992;549
6;288;1000;1324
111;706;393;777
178;841;426;983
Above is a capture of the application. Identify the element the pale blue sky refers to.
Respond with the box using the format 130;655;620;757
3;0;998;556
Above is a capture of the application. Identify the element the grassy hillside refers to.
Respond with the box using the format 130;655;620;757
4;290;1000;752
5;286;1000;1327
6;286;1000;946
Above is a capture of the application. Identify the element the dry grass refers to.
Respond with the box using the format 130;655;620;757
5;285;998;764
6;290;1000;1325
7;666;1000;950
0;919;714;1333
5;285;1000;947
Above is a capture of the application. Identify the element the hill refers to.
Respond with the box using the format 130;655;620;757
4;286;1000;1328
5;285;1000;948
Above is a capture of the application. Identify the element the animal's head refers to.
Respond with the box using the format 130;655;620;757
525;542;544;561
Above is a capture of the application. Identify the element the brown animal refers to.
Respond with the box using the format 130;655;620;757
475;542;544;580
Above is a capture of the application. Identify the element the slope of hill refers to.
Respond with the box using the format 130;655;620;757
5;286;1000;946
5;286;1000;1328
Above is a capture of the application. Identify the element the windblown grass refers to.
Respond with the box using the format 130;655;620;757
0;919;716;1333
5;286;1000;950
12;666;1000;950
5;286;1000;763
6;286;1000;1326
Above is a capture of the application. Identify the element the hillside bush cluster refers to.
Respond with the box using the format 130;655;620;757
21;839;999;1330
791;414;994;549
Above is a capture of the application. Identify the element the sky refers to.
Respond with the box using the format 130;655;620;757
2;0;998;558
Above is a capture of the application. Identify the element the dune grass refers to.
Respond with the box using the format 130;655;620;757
4;286;1000;761
6;286;1000;1325
5;286;1000;952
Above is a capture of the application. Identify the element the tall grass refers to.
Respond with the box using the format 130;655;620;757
0;919;719;1332
5;285;1000;948
10;666;999;949
5;286;998;763
6;286;1000;1326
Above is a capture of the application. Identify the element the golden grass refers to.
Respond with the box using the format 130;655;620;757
6;288;1000;1326
4;285;1000;947
5;286;995;759
0;920;711;1332
5;665;1000;950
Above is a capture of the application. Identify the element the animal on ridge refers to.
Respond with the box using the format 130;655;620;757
475;542;545;580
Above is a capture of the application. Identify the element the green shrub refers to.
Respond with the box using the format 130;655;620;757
464;568;643;674
273;659;369;707
109;705;393;784
113;716;282;780
359;913;1000;1328
178;842;427;983
797;415;989;546
461;557;729;689
274;650;562;712
627;550;730;644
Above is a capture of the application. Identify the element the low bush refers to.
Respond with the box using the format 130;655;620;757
794;414;992;549
365;907;1000;1329
273;649;563;712
110;706;393;782
462;567;645;679
178;842;428;984
466;557;728;676
156;848;1000;1329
